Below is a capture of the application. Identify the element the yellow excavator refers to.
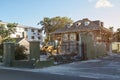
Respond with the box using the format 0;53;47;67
41;41;58;55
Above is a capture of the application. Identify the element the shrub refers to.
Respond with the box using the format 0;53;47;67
15;44;27;60
0;44;3;56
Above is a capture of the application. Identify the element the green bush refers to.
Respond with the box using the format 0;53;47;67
15;44;27;60
35;60;54;68
0;56;2;62
0;44;3;56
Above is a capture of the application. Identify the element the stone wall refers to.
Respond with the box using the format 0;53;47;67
3;42;15;66
29;41;40;61
94;43;107;58
80;33;107;59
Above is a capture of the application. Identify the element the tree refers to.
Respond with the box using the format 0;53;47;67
109;26;113;32
0;23;17;43
116;28;120;41
38;16;73;41
38;17;50;35
117;28;120;32
15;44;27;60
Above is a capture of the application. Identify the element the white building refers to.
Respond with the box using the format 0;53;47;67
0;21;43;42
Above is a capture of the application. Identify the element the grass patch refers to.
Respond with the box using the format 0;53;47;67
12;60;35;68
0;56;2;62
35;60;54;68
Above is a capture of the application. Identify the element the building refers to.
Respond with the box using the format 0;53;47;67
51;18;113;59
11;24;42;42
112;29;120;53
0;21;43;42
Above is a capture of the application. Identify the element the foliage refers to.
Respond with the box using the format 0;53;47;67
109;26;113;31
35;60;54;68
0;44;3;56
114;28;120;42
15;44;27;60
38;16;73;41
117;28;120;32
44;37;49;44
0;23;17;43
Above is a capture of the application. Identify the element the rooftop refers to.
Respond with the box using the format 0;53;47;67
52;18;112;34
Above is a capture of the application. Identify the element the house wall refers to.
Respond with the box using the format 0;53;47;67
81;33;95;59
10;27;24;38
61;33;79;54
18;39;30;54
112;42;120;53
61;41;78;54
60;32;107;60
11;26;43;42
81;33;107;59
94;43;107;57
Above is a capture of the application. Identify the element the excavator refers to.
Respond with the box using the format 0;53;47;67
40;40;59;56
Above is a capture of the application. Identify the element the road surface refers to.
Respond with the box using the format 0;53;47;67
0;69;99;80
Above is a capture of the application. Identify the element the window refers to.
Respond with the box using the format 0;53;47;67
62;34;68;41
38;30;41;32
70;33;76;41
19;28;21;31
31;29;34;32
66;23;73;28
76;22;81;27
84;21;90;26
24;28;28;31
33;32;36;35
31;36;34;39
38;37;41;40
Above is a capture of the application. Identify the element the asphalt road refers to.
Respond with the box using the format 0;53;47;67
0;69;100;80
38;53;120;80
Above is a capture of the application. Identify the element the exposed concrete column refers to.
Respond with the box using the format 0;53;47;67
3;42;15;66
79;34;82;57
29;41;40;61
108;43;112;54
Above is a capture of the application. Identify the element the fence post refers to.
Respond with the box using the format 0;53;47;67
3;42;15;66
29;41;40;61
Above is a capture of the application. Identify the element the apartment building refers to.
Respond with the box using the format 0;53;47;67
0;21;43;42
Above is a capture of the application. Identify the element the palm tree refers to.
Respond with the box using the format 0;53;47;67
38;16;73;42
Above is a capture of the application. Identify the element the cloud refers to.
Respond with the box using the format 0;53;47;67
95;0;114;8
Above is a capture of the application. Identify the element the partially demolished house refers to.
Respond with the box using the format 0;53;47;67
51;18;113;59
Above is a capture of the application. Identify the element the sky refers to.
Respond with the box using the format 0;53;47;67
0;0;120;31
